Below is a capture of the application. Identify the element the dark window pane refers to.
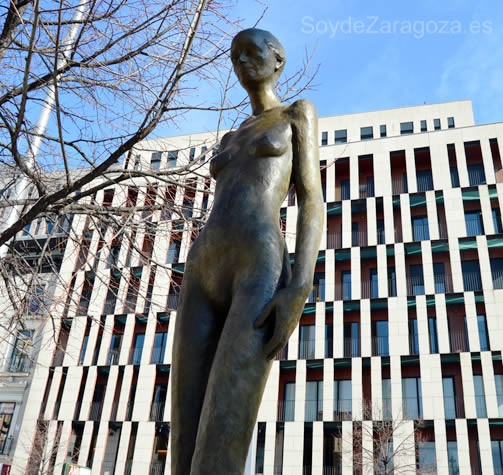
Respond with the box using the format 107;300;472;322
465;211;484;236
334;129;347;143
416;170;433;191
321;131;328;146
409;264;424;295
450;167;460;187
462;260;482;291
467;163;486;186
491;257;503;289
400;121;414;135
360;126;373;141
412;215;430;241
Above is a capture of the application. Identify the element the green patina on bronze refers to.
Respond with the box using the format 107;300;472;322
171;28;324;475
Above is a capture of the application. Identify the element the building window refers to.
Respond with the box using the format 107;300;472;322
492;440;503;475
189;147;196;161
166;240;181;264
124;268;141;313
428;317;439;353
343;321;359;357
79;335;89;365
151;152;162;169
477;314;489;351
28;285;44;315
151;332;168;364
308;273;325;303
448;117;455;128
443;377;457;419
282;382;295;422
0;403;15;454
473;374;487;417
402;377;422;419
305;381;323;422
130;333;144;364
377;219;385;244
370;268;378;298
342;271;351;300
412;215;430;241
420;120;427;132
77;272;95;315
133;154;140;170
462;260;482;291
201;146;207;162
492;257;503;289
495;374;503;417
450;167;460;187
418;442;437;473
107;333;122;365
388;267;397;297
255;423;266;474
467;163;486;186
382;378;392;419
416;169;434;191
321;131;328;146
325;323;333;358
400;121;414;135
360;126;373;141
334;129;347;144
334;380;352;421
150;384;167;421
340;179;350;200
408;319;419;355
434;118;441;130
167;151;178;167
351;221;359;247
299;325;315;359
493;208;503;233
380;124;387;137
465;210;484;236
9;330;32;372
409;264;425;295
372;320;389;356
433;262;447;293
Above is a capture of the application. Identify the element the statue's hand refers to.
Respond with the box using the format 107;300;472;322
254;287;309;360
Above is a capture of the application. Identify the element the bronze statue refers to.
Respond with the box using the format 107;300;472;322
171;28;324;474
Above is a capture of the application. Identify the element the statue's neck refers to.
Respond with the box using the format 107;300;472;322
247;84;281;115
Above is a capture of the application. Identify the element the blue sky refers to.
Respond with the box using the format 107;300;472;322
164;0;503;136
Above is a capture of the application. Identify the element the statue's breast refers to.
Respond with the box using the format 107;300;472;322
249;121;291;158
210;116;292;179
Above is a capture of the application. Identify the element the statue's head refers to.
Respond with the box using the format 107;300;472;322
231;28;286;88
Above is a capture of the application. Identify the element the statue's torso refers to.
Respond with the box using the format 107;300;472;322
186;106;293;303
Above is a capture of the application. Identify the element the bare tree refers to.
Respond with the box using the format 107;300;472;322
0;0;318;353
349;402;435;475
19;419;67;475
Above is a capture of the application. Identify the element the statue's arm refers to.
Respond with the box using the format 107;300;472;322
289;99;324;296
254;99;324;359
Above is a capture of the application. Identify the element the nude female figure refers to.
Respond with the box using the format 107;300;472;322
171;28;324;475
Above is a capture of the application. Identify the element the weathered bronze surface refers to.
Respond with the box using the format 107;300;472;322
171;28;324;475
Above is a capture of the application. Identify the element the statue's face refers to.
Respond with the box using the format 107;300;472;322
231;30;281;88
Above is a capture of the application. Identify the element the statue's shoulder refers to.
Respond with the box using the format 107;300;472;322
285;99;318;124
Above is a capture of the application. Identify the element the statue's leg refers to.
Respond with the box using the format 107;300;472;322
171;276;223;475
189;279;279;475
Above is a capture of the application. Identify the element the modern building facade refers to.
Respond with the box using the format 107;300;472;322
5;99;503;474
